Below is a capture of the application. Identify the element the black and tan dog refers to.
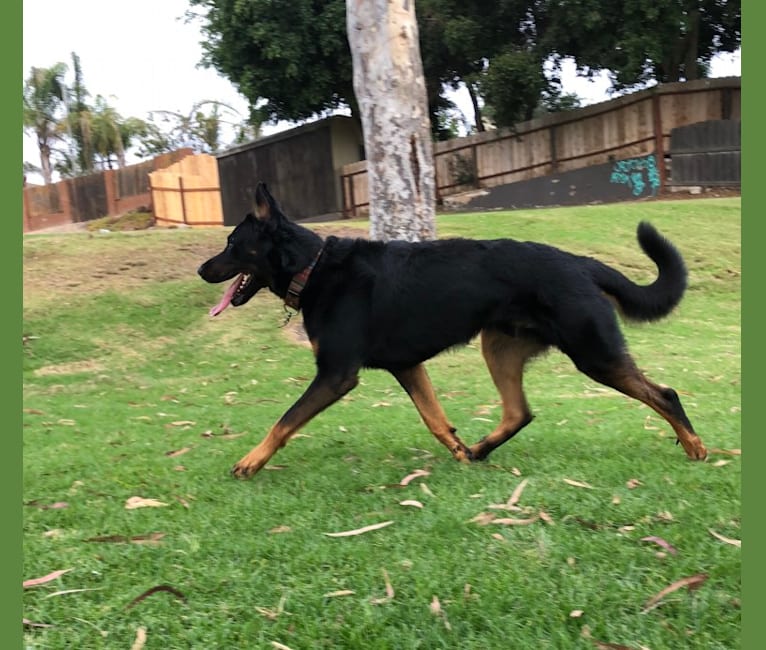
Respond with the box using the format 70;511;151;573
198;183;707;478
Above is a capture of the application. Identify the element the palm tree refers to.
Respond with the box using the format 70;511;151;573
22;63;68;184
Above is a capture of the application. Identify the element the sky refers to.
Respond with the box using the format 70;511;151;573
23;0;741;183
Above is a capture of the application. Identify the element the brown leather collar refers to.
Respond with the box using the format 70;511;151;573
284;247;324;310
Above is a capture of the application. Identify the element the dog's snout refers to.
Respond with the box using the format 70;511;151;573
197;263;207;278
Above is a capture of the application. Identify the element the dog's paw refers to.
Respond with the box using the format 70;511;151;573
230;462;259;479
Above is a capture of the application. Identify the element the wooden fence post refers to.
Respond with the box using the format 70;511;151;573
179;176;188;224
652;92;667;190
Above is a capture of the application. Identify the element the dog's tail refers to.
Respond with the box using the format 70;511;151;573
589;221;687;322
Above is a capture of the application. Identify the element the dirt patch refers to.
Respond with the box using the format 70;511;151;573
282;319;313;349
34;359;104;376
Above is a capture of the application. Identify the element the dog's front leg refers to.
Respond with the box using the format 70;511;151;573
392;364;474;463
231;372;359;478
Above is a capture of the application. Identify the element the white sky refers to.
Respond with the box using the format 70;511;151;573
23;0;741;182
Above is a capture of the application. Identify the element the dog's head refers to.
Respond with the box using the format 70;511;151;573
198;183;287;317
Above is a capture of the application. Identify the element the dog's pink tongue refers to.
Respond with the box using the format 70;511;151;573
209;274;243;317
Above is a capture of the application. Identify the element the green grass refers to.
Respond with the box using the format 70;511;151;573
23;199;740;649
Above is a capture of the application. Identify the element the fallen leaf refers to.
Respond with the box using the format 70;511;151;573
125;496;169;510
511;467;522;476
271;643;294;650
131;626;147;650
570;609;584;618
125;584;187;610
626;478;642;489
611;495;621;505
324;590;355;598
640;536;678;555
430;595;452;630
642;573;708;613
491;533;505;541
657;510;674;522
593;642;637;650
709;529;741;548
539;510;555;525
563;478;594;489
169;420;196;427
507;478;529;507
420;483;435;497
25;500;69;510
491;515;539;526
23;618;54;628
85;533;165;545
371;568;395;604
399;500;424;508
469;512;496;525
399;469;430;486
269;525;292;534
324;521;394;537
44;588;101;599
23;569;72;588
617;525;636;533
173;465;187;472
165;447;192;458
264;464;288;470
712;459;731;467
709;448;741;456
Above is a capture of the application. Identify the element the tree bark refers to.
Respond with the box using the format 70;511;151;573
346;0;436;242
467;82;485;133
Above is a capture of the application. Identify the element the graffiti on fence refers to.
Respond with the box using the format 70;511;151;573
609;154;660;197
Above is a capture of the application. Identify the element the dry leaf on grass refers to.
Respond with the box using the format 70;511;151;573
563;478;594;489
271;643;294;650
44;588;101;599
469;512;496;525
255;595;288;620
125;496;169;509
23;618;53;628
324;521;394;537
612;495;621;505
23;569;72;588
593;642;637;650
25;500;69;510
640;536;678;555
626;478;642;489
130;626;147;650
507;478;529;507
491;515;539;526
420;483;435;497
709;529;741;548
430;595;452;630
399;469;430;486
570;609;584;618
169;420;196;427
399;500;424;508
709;448;741;456
85;533;165;545
371;568;395;604
125;584;187;610
165;447;192;458
642;573;708;613
712;459;731;467
511;467;522;476
324;590;355;598
539;511;555;525
269;525;292;534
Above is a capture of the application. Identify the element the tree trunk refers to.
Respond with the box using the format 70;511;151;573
346;0;436;242
38;139;53;185
467;82;485;133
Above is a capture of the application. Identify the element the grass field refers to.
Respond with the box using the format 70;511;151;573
23;198;740;649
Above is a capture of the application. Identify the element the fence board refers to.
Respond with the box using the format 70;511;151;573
149;153;223;226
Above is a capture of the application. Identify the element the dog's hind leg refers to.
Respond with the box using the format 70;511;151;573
469;330;545;460
392;364;474;463
231;371;359;478
572;351;707;461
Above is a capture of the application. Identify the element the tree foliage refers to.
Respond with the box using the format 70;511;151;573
187;0;740;133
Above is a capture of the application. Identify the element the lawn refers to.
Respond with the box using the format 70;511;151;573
23;198;741;649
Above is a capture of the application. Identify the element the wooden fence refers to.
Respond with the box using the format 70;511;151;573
341;76;741;216
149;154;223;227
23;149;193;233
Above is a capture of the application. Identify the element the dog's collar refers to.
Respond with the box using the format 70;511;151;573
284;247;324;311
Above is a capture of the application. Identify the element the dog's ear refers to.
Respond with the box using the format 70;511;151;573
253;182;275;221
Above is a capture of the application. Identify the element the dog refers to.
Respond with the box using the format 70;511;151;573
198;183;707;478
